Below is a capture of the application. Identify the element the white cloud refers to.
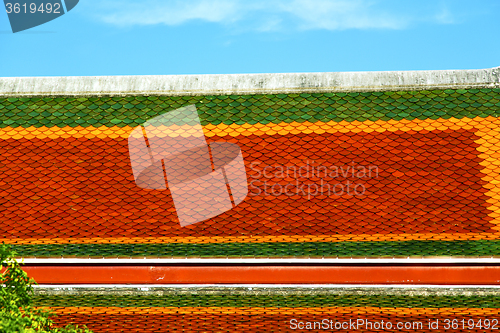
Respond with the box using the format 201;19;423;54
91;0;242;27
278;0;408;30
84;0;453;31
434;6;454;25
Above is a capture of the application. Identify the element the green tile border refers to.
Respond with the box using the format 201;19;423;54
1;89;500;128
32;293;500;309
9;240;500;258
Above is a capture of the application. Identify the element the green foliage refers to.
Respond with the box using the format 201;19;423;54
0;244;92;333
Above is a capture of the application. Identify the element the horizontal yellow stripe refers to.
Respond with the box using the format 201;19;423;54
3;233;500;245
41;307;500;316
1;116;499;140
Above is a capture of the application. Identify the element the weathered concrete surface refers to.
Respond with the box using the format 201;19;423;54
1;67;499;97
33;286;500;297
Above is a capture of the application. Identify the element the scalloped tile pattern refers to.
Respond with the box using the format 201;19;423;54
1;88;500;257
35;293;500;332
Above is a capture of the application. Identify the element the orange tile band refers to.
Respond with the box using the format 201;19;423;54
4;232;500;245
3;116;500;246
45;307;500;333
0;129;495;242
1;116;499;140
41;306;500;316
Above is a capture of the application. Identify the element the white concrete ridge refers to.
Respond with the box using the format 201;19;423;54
0;67;499;97
31;285;500;295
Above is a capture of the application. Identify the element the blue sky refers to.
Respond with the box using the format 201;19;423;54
0;0;499;77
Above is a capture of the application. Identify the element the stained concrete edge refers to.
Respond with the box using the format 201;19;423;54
32;286;500;296
1;67;499;97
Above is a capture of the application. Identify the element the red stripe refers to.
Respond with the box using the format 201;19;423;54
23;265;500;284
